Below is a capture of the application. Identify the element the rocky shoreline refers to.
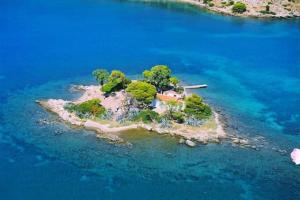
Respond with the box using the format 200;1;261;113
135;0;300;19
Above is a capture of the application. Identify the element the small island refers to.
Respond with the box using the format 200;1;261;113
37;65;226;146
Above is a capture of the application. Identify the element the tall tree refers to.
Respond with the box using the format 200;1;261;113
101;70;131;93
92;69;109;85
169;77;179;89
143;65;171;92
126;81;157;108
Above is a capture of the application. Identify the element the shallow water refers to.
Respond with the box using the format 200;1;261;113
0;0;300;199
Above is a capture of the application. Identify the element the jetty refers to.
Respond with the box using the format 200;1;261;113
184;84;208;89
183;84;207;96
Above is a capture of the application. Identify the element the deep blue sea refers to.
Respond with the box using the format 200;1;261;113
0;0;300;199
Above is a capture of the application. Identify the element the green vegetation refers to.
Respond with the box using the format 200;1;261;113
101;70;131;93
232;2;247;13
208;2;214;7
203;0;211;4
85;66;213;127
143;65;171;92
64;99;105;118
165;100;184;123
92;69;109;85
126;81;157;108
134;109;160;123
227;0;235;6
184;94;212;120
169;111;185;123
169;76;179;89
166;100;181;113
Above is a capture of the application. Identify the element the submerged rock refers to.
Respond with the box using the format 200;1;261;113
185;140;196;147
291;148;300;165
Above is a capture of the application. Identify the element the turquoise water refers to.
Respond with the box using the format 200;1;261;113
0;0;300;199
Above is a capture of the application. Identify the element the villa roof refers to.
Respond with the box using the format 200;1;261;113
156;93;182;102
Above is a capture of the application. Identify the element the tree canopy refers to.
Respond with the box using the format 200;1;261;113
169;77;179;88
126;81;157;108
92;69;109;85
184;94;212;119
143;65;171;92
101;70;131;93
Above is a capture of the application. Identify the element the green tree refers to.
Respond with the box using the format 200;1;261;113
232;2;247;13
101;70;131;93
92;69;109;85
184;94;212;119
143;65;171;92
126;81;157;108
169;77;179;89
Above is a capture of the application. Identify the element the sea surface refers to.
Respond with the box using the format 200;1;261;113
0;0;300;199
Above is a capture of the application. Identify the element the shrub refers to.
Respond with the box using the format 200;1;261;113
166;100;182;113
170;112;185;123
232;2;247;13
209;2;214;7
184;94;212;120
134;109;160;123
227;0;234;6
64;99;105;119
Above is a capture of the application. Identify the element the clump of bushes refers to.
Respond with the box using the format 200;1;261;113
208;2;214;7
64;99;105;119
169;112;185;123
134;109;161;123
232;2;247;13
